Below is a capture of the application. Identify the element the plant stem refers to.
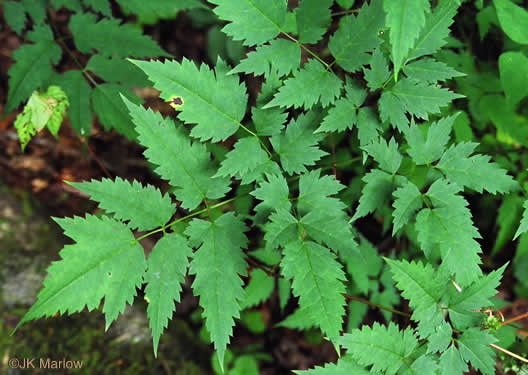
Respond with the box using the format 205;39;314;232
501;311;528;327
490;343;528;364
281;32;334;73
134;197;237;243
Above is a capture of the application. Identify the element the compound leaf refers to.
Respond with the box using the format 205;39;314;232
264;59;343;109
296;0;333;44
4;1;26;35
329;0;385;72
252;173;291;217
406;114;456;165
185;213;249;367
6;39;62;112
216;137;268;179
209;0;287;46
270;111;328;174
436;142;518;194
403;58;465;83
457;328;497;375
131;58;248;142
448;264;506;330
415;206;483;287
386;259;448;338
362;137;403;174
281;240;346;343
229;39;300;78
515;200;528;240
69;13;167;57
68;177;175;231
295;355;369;375
16;215;146;331
379;78;463;132
352;169;395;221
364;48;391;91
408;0;461;61
123;98;230;210
392;181;423;234
339;322;419;375
144;233;192;355
384;0;430;76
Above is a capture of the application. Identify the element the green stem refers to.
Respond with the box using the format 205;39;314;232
281;32;334;74
134;197;237;243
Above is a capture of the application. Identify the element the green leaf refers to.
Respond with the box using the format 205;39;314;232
131;58;248;142
215;137;268;179
403;58;465;83
185;213;249;366
384;0;430;76
408;0;461;61
86;55;151;87
270;111;328;174
379;78;464;132
209;0;287;46
364;48;391;91
6;40;62;112
436;142;518;194
4;1;27;35
240;269;275;309
281;240;346;343
457;328;497;375
67;177;175;231
406;114;456;165
352;169;395;221
252;173;291;217
69;13;167;57
115;0;205;24
315;79;367;133
264;59;343;110
339;322;419;375
515;200;528;240
251;106;287;136
294;355;369;374
17;215;146;331
448;265;506;329
493;194;523;254
82;0;112;17
144;233;192;355
264;209;299;249
54;70;93;136
362;137;403;174
415;205;483;287
297;170;346;215
296;0;333;44
392;181;423;234
499;51;528;108
329;0;385;72
493;0;528;45
123;98;230;210
427;322;453;354
357;107;383;147
92;84;142;139
439;345;468;375
386;259;448;338
229;39;300;78
21;0;46;24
